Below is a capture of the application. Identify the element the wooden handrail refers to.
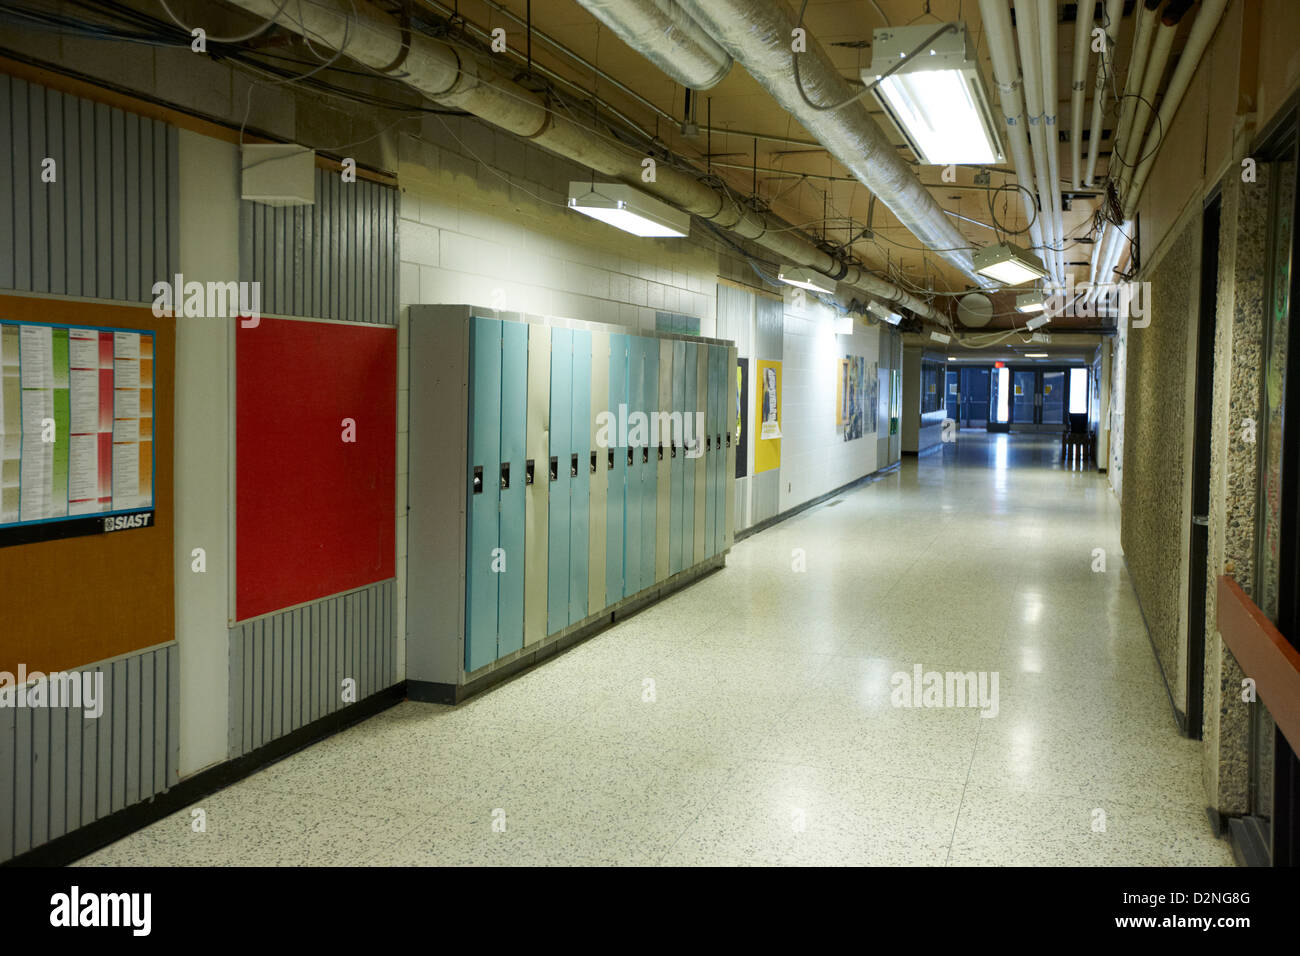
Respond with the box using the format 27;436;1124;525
1216;575;1300;754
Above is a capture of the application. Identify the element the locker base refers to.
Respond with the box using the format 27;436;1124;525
415;553;728;706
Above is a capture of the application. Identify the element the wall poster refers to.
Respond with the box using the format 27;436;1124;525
837;354;874;441
755;359;781;473
0;320;156;547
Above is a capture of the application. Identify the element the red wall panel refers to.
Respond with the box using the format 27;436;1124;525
236;317;396;621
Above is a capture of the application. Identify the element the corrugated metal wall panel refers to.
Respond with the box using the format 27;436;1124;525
226;579;396;758
239;168;398;325
0;74;177;302
0;644;179;864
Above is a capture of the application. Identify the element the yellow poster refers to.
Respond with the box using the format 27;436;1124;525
755;359;781;473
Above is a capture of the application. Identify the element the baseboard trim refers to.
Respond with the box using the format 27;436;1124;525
735;461;901;543
3;684;406;867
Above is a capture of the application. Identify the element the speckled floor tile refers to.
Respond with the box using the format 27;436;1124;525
70;433;1233;867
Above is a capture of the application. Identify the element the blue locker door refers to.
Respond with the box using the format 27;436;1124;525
640;338;659;591
568;329;591;624
669;339;686;575
714;345;728;553
497;320;528;658
681;341;698;572
547;328;572;635
704;345;718;558
467;317;502;672
712;343;722;554
606;334;628;602
624;337;645;592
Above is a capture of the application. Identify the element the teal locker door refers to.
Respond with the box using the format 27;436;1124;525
606;334;628;602
568;328;591;625
704;344;718;558
669;339;686;575
547;328;572;635
467;317;502;672
639;338;658;591
713;345;727;555
624;336;645;593
497;319;528;659
681;341;698;572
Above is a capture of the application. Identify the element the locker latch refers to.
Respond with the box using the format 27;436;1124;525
549;456;558;482
590;451;597;474
570;453;579;477
473;466;483;494
627;448;634;467
608;449;615;470
500;463;510;490
726;431;731;448
641;447;649;464
658;443;664;461
526;459;535;485
671;442;677;459
706;436;712;451
716;433;721;450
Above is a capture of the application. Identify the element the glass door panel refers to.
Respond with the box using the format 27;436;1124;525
1041;370;1066;425
1012;370;1036;424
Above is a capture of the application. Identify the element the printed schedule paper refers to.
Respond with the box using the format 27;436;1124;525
0;318;155;546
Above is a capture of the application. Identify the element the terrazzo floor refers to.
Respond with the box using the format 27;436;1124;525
78;432;1236;866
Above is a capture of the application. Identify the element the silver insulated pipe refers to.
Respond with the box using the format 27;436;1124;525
574;0;733;90
676;0;992;288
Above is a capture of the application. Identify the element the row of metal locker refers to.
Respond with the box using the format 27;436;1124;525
465;315;737;672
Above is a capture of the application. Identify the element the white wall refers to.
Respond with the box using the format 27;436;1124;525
394;129;723;675
174;130;237;777
777;290;880;512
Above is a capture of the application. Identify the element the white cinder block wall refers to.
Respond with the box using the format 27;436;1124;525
778;290;881;513
393;119;722;675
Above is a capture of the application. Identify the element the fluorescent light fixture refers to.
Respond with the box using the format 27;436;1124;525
1024;352;1049;358
948;356;959;361
973;242;1048;286
1015;291;1046;313
930;331;951;344
1024;313;1051;331
1030;332;1051;343
777;264;837;295
866;299;903;325
567;182;689;237
862;23;1004;166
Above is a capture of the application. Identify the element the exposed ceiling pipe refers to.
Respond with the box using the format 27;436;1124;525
978;0;1047;268
216;0;943;318
572;0;732;90
1011;0;1062;285
1083;0;1125;186
1109;1;1162;190
1036;0;1065;285
1092;0;1227;295
1123;0;1229;219
1114;8;1178;197
674;0;993;289
1068;0;1094;190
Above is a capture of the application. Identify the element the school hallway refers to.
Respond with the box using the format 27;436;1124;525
75;433;1231;867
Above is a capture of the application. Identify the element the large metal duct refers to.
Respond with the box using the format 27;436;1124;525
218;0;941;318
675;0;993;288
979;0;1047;281
573;0;732;90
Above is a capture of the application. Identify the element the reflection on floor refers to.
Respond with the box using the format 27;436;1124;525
79;432;1234;866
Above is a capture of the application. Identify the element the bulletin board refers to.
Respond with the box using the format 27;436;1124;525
0;294;173;675
236;316;396;622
